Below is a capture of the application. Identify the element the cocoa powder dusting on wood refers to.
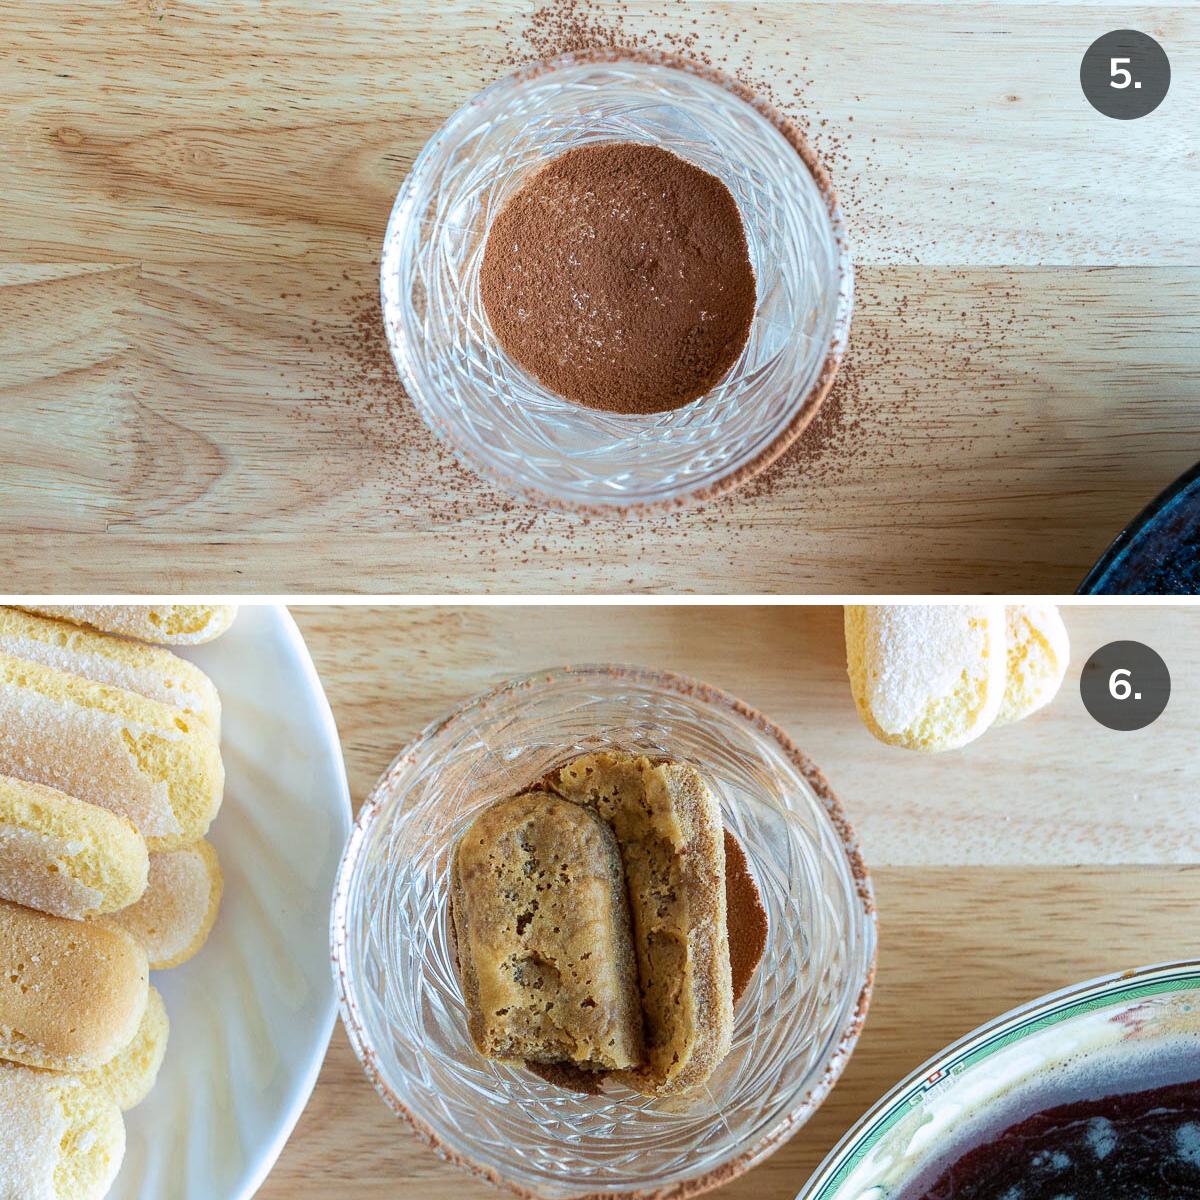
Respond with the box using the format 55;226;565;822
480;143;755;414
296;1;1007;571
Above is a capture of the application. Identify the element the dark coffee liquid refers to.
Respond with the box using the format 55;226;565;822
907;1079;1200;1199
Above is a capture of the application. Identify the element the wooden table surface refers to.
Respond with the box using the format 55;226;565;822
2;3;1198;593
259;603;1200;1197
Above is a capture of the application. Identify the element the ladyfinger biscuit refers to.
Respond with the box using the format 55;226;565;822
0;900;148;1072
548;752;733;1097
0;652;223;850
21;604;236;646
0;775;148;920
844;604;1006;752
0;1063;124;1200
996;604;1070;725
452;792;643;1072
80;985;168;1111
103;841;222;970
0;608;221;733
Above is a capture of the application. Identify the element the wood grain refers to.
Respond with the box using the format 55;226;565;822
1;3;1197;591
259;603;1200;1196
293;603;1200;864
263;866;1200;1199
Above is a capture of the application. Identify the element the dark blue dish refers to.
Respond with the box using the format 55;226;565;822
1079;461;1200;594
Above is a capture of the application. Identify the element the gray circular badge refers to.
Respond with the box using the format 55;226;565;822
1080;640;1171;730
1080;30;1170;119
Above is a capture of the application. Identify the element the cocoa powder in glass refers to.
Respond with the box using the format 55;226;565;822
480;141;756;415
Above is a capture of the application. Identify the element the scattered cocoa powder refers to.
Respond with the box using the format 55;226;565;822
293;0;1019;579
480;143;755;415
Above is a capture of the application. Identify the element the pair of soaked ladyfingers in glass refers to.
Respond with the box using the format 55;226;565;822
451;750;734;1098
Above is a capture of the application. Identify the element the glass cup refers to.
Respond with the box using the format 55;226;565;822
381;56;853;513
332;665;876;1198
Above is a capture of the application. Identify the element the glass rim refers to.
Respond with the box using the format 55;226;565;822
380;52;855;515
331;663;878;1199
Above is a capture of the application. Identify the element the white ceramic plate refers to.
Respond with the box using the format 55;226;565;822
111;605;351;1200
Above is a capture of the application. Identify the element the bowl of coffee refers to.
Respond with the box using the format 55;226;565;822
798;960;1200;1200
381;53;852;513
